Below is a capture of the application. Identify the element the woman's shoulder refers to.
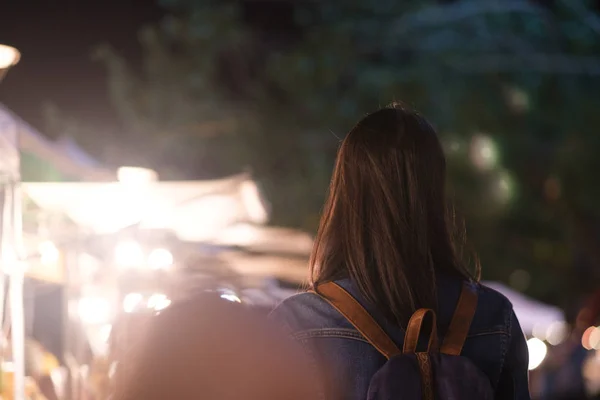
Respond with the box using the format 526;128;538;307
269;291;326;328
436;274;514;336
476;281;513;307
269;291;353;334
270;291;322;318
471;281;515;335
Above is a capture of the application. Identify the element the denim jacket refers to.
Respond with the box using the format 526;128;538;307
269;274;530;400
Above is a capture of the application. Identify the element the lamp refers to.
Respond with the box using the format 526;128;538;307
0;44;21;82
117;166;158;186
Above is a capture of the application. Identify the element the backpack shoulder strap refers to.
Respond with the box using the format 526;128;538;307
403;308;438;354
440;281;478;356
312;282;401;359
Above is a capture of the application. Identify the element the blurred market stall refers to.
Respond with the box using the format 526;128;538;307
1;100;316;399
22;170;269;397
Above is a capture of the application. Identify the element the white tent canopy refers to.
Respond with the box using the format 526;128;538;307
23;174;268;242
483;281;565;337
220;251;308;283
213;223;313;255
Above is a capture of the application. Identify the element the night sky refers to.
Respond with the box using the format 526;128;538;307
0;0;165;135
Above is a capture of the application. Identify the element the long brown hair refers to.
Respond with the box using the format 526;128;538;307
310;104;479;327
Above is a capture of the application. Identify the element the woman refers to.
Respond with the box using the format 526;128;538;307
111;293;320;400
270;104;530;399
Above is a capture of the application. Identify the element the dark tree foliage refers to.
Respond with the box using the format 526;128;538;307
53;0;600;305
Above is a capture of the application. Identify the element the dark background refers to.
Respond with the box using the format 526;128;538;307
0;0;164;133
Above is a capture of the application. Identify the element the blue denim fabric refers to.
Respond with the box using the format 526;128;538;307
269;274;530;400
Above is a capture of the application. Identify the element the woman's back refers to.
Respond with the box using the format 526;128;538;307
271;104;530;399
270;273;529;399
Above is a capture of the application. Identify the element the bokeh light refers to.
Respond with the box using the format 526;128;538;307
115;240;144;268
123;293;143;313
527;338;548;370
78;297;111;324
148;248;173;270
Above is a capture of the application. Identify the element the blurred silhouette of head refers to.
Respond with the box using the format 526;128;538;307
310;103;479;327
112;294;320;400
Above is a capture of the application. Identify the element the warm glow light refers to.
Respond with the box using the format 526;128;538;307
220;293;242;303
583;326;597;350
470;134;498;170
590;327;600;350
117;166;158;186
173;195;239;241
527;338;547;370
546;322;568;346
496;171;514;203
583;350;600;396
100;324;112;343
115;240;144;268
39;241;60;265
532;323;548;341
1;247;18;275
0;45;20;69
148;293;171;311
2;361;14;373
148;248;173;270
240;180;268;223
50;369;66;399
109;362;118;379
123;293;143;313
78;297;111;324
217;223;256;246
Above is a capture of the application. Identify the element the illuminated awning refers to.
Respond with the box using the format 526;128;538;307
212;225;313;284
213;224;313;255
23;173;268;242
220;251;308;283
483;281;565;336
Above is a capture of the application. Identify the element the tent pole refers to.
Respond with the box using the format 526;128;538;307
8;179;25;400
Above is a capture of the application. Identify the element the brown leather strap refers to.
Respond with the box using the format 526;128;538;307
312;282;401;359
402;308;438;354
440;281;478;356
416;353;434;400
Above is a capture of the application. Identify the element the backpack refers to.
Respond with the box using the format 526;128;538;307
314;281;494;400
